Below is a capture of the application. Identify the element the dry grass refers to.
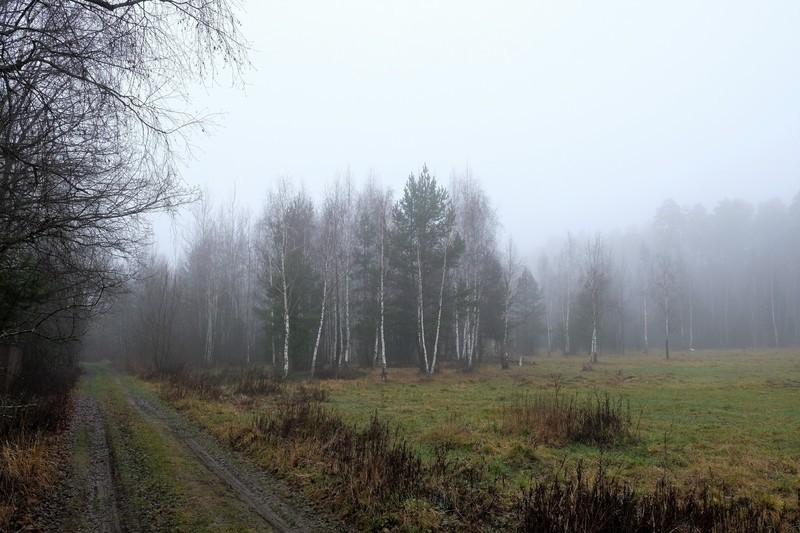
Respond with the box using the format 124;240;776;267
137;353;800;530
0;433;59;529
499;390;638;448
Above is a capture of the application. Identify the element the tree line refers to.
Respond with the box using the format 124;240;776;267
538;196;800;360
0;0;246;389
85;170;800;376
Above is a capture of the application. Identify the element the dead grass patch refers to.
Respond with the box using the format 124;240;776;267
500;390;638;448
0;433;59;529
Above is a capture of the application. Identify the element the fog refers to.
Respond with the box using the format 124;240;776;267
158;0;800;255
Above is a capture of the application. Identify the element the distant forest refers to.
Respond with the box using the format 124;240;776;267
84;169;800;376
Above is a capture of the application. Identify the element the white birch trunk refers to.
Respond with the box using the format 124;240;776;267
454;306;461;361
416;245;430;374
373;327;379;366
310;269;329;380
344;258;351;366
379;213;387;381
281;234;290;380
431;243;448;375
502;296;511;368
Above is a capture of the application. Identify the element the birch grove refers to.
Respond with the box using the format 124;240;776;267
84;177;800;378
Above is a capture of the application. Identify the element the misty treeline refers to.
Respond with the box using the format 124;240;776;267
540;195;800;361
86;169;800;377
86;167;544;378
0;0;246;393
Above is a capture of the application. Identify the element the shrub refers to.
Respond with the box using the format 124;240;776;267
516;462;796;532
500;390;638;448
160;367;222;401
234;366;282;396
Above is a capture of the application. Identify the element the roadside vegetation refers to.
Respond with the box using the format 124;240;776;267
0;360;78;529
138;349;800;531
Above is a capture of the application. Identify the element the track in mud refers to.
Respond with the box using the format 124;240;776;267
59;366;341;533
128;393;310;532
71;393;124;533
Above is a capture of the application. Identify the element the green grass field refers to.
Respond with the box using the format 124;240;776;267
321;349;800;509
143;348;800;529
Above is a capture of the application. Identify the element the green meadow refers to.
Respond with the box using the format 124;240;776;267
322;349;800;509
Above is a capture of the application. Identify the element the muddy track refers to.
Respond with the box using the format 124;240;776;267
117;372;348;532
124;389;322;532
54;366;346;532
74;393;124;533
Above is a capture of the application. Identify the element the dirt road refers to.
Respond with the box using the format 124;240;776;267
54;364;340;532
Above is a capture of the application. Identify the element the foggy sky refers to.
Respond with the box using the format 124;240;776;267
161;1;800;256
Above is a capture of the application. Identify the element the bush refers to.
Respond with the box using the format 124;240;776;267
160;367;222;402
234;366;282;396
516;461;796;532
500;389;638;448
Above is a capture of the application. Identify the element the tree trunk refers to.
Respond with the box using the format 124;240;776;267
344;259;351;366
416;245;430;374
643;295;648;353
281;236;290;380
380;220;387;381
545;292;552;356
431;243;448;375
688;297;694;351
454;306;461;361
204;284;217;366
310;273;328;380
502;297;510;370
770;264;779;347
664;306;670;360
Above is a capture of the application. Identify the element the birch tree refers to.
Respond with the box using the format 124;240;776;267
262;178;313;379
536;254;557;356
556;234;577;354
582;236;610;364
650;252;679;359
500;238;522;369
451;169;497;370
310;192;336;380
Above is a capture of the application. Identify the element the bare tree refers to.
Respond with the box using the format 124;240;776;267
451;168;497;370
0;0;246;343
138;256;182;369
500;237;522;369
536;254;555;356
263;178;295;380
310;184;340;380
650;252;680;360
556;234;578;354
582;236;610;364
